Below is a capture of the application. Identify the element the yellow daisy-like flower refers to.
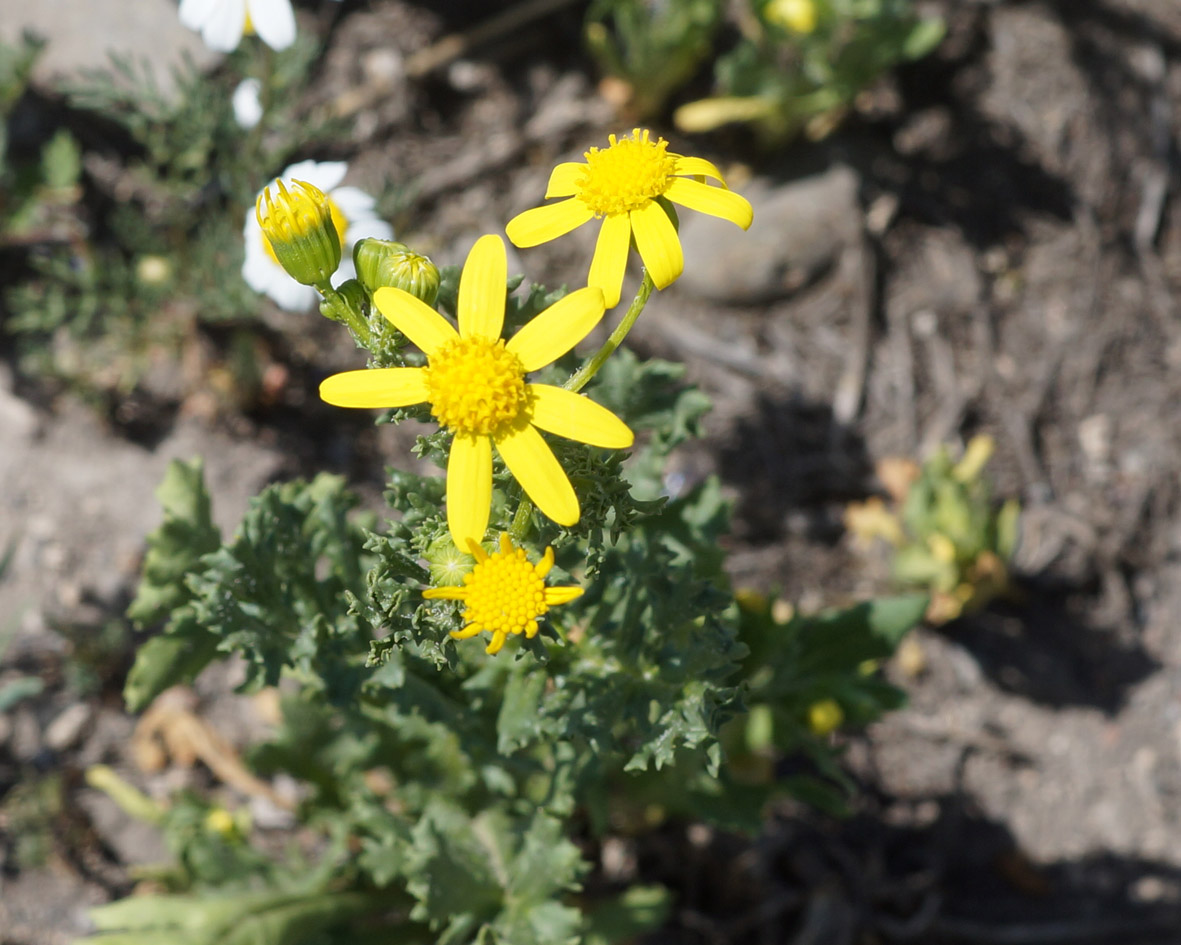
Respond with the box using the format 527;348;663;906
505;128;754;308
319;234;634;549
423;532;583;655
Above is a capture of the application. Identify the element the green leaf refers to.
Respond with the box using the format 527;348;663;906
584;886;671;945
902;18;946;60
496;669;548;754
127;459;220;627
122;613;219;713
41;129;81;190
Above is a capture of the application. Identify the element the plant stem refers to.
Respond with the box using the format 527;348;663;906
564;271;655;393
318;281;372;347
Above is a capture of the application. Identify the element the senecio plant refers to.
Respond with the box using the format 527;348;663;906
87;129;928;945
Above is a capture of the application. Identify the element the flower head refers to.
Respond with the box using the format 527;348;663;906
319;234;633;548
423;533;583;655
505;128;753;308
179;0;296;52
243;160;393;311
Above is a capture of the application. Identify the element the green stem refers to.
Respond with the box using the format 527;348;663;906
318;281;371;347
564;271;655;393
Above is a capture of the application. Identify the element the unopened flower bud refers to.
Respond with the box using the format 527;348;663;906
807;698;844;736
353;238;441;307
765;0;817;34
255;178;341;286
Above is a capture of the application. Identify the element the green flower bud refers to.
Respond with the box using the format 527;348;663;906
424;534;476;587
353;238;441;307
255;178;341;286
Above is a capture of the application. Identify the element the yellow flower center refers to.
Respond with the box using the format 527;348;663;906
261;184;348;267
243;10;255;35
458;542;550;639
424;336;527;436
576;128;678;216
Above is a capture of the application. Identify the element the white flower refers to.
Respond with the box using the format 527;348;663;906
232;78;263;129
243;160;394;312
179;0;297;53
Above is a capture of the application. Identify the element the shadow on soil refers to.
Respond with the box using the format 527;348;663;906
716;393;872;545
950;583;1158;715
640;790;1181;945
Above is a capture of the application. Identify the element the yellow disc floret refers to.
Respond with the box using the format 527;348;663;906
423;336;527;436
424;533;583;655
576;128;679;217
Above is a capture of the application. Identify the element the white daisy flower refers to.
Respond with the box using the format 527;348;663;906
232;78;263;128
179;0;297;53
243;160;394;312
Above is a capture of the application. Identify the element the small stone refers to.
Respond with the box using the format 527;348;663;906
45;702;93;752
677;166;861;304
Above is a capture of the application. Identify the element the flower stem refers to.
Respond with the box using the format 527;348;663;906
564;271;655;393
318;282;372;347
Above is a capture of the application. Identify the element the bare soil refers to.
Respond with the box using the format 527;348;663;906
4;1;1181;943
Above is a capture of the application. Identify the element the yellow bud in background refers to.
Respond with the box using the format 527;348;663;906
807;698;844;736
673;96;777;134
952;434;995;483
765;0;818;34
255;178;341;287
205;807;236;837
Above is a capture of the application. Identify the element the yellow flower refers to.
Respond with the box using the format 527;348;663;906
319;235;634;548
423;532;584;655
505;128;753;308
765;0;817;34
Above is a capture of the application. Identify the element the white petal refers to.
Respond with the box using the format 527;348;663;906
281;160;347;193
178;0;219;30
232;78;263;129
327;186;376;220
247;0;297;51
202;0;248;52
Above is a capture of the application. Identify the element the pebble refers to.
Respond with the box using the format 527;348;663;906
676;165;861;304
45;702;93;752
0;0;215;96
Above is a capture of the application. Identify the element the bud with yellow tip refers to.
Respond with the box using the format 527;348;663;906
255;178;341;287
353;238;441;307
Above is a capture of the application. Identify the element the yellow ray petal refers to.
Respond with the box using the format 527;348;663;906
506;287;605;372
528;385;634;449
672;155;727;183
630;201;683;290
545;586;584;606
665;176;753;230
494;422;579;526
587;212;632;309
422;586;468;601
373;287;457;357
446;433;493;549
546;162;586;198
458;234;507;340
505;198;594;248
319;367;429;408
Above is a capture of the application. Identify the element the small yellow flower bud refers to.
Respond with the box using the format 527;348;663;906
255;178;341;287
205;807;236;837
765;0;818;34
353;238;441;307
807;698;844;736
